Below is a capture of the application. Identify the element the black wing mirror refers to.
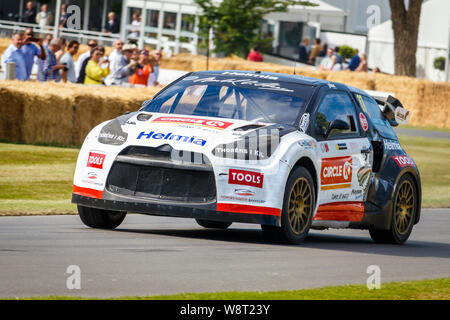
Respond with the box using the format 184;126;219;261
324;119;349;140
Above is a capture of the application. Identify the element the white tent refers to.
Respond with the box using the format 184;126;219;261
368;0;450;82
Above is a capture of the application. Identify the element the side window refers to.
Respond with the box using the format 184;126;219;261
315;92;360;139
355;94;398;140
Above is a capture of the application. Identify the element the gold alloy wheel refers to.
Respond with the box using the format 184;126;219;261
395;180;415;235
288;177;312;235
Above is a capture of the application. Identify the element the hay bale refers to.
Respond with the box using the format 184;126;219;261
421;81;450;128
326;71;376;90
0;85;25;142
375;74;425;126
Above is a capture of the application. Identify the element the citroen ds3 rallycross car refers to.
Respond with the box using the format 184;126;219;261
72;70;421;244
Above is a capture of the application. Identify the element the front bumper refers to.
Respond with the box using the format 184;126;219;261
72;193;280;226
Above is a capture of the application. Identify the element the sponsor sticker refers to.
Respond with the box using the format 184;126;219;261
298;113;310;132
234;189;255;196
87;172;97;180
359;113;369;131
321;156;352;190
321;143;330;153
152;116;233;130
228;169;264;188
392;155;414;167
137;131;207;146
384;139;402;151
336;143;347;151
87;152;106;169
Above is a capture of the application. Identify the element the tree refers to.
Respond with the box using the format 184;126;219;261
194;0;316;57
389;0;423;77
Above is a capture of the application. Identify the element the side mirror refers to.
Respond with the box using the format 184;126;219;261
324;119;349;140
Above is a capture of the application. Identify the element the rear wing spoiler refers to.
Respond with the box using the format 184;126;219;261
364;90;410;126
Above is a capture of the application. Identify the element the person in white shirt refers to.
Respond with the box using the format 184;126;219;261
105;43;138;86
60;40;79;83
35;4;53;29
147;49;161;86
108;39;124;62
75;40;97;79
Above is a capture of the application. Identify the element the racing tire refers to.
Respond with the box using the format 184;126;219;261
262;166;315;244
196;219;232;229
78;205;127;229
369;174;417;245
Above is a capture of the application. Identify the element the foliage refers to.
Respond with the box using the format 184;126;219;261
433;57;446;71
338;45;357;61
194;0;317;57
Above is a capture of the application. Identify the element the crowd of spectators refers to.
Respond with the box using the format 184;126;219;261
299;37;379;73
1;30;162;87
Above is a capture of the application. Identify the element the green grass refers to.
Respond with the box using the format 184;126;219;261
7;278;450;300
0;134;449;215
0;142;78;215
400;124;450;134
397;135;450;207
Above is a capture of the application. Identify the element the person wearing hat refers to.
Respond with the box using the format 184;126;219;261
129;49;153;86
105;43;138;86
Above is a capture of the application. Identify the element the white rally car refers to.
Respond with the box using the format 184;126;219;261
73;70;421;244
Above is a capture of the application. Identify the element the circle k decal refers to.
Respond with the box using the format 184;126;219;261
359;113;368;131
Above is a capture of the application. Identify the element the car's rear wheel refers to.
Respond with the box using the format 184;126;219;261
196;219;232;229
369;174;417;244
78;205;127;229
262;166;315;244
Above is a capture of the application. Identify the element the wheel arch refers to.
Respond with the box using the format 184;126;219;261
390;168;422;226
292;156;318;205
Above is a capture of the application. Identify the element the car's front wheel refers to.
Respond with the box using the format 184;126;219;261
369;174;417;244
196;219;232;229
78;205;127;229
262;166;315;244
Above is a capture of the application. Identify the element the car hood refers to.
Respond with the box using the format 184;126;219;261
96;111;279;154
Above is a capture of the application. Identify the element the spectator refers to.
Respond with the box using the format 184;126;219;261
37;38;66;82
84;46;110;85
373;67;381;73
298;38;309;64
22;1;36;23
129;12;141;39
1;33;27;80
334;46;343;66
356;54;369;72
108;39;124;62
76;39;97;79
148;49;161;86
347;49;360;71
60;40;79;83
43;34;53;48
59;4;70;28
318;43;328;57
308;38;323;64
247;46;263;62
129;50;153;86
105;43;138;86
36;4;53;28
21;27;46;80
55;38;66;61
104;12;120;34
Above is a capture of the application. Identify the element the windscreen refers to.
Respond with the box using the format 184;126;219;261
142;74;314;126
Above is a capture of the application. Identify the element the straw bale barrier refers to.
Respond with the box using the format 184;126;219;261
0;81;160;145
0;51;449;147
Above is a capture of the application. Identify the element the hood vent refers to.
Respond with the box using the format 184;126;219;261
233;124;265;132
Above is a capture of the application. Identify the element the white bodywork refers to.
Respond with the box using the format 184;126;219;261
74;112;372;227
